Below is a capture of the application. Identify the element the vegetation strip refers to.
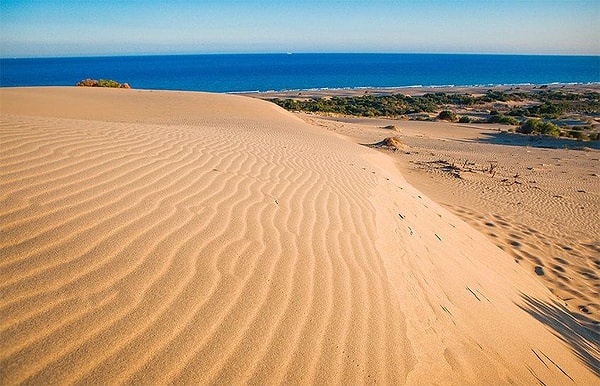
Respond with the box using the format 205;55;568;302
269;89;599;140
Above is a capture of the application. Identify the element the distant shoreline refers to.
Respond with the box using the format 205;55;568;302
239;82;600;99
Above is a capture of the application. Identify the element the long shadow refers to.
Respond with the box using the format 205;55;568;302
518;294;600;377
474;130;600;150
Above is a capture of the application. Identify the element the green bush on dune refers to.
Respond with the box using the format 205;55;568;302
437;110;457;122
517;119;562;137
76;78;130;88
488;114;519;125
96;79;121;88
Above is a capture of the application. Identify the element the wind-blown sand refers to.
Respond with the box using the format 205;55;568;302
301;114;600;322
1;87;598;384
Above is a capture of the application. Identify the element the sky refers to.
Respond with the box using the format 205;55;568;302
1;0;599;58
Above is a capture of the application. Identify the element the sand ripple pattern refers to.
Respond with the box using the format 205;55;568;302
1;89;597;385
0;114;412;384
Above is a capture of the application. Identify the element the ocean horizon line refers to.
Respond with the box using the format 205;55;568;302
2;52;600;60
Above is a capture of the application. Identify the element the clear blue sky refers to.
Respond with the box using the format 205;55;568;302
1;0;599;57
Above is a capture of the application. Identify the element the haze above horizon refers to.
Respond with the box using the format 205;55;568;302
1;0;599;58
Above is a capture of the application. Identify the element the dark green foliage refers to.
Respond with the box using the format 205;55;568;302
564;130;588;140
529;91;600;115
96;79;121;88
560;125;598;141
488;115;519;125
270;94;414;117
507;108;524;116
271;98;302;111
437;110;457;122
480;90;507;102
518;119;562;137
268;90;599;121
525;102;563;119
269;89;599;141
270;92;485;117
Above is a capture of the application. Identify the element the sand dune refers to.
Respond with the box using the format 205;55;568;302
302;115;600;326
1;88;598;384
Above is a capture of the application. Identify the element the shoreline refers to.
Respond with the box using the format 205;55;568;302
238;82;600;99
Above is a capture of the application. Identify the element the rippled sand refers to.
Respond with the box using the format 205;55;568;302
1;87;597;384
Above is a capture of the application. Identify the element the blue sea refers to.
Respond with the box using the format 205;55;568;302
1;53;598;93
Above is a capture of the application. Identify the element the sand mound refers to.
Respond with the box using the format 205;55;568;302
368;136;405;151
1;88;597;384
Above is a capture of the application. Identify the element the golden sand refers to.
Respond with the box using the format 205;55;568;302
1;87;598;384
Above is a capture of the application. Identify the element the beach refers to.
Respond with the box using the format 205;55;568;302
1;87;598;384
241;83;600;99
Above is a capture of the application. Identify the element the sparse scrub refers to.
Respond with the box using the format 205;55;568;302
268;89;599;141
437;110;457;122
488;115;519;125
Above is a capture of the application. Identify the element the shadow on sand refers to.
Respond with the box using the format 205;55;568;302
474;131;600;150
518;294;600;377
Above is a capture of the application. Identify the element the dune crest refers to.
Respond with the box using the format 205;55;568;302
1;88;597;384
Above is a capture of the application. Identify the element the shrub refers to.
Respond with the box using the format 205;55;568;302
517;119;561;137
76;78;130;88
437;110;457;122
518;119;536;134
565;130;588;140
488;115;519;125
525;102;563;118
96;79;120;88
507;108;524;116
458;116;471;123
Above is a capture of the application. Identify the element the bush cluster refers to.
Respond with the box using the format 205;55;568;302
516;119;600;140
269;90;599;140
437;110;457;122
96;79;121;88
517;119;561;137
76;78;130;88
270;90;599;118
488;115;519;125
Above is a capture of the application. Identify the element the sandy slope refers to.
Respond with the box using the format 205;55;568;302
301;115;600;326
1;87;598;385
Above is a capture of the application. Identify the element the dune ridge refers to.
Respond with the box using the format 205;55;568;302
1;88;598;384
299;114;599;328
